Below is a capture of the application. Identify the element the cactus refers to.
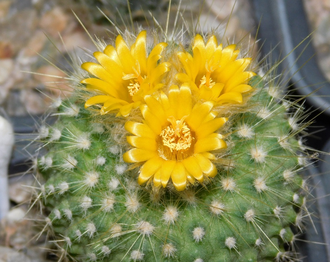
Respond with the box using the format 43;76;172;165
33;14;312;262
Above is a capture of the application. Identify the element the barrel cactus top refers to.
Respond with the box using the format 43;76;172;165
35;25;311;262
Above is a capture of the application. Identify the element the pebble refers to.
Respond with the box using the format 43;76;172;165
0;42;13;59
0;59;14;84
197;13;226;34
23;30;47;57
0;1;11;21
319;53;330;79
34;65;66;85
34;65;72;97
0;59;15;104
206;0;238;19
61;28;94;52
315;14;330;45
8;175;35;204
0;208;29;249
39;7;69;38
20;89;49;115
4;209;25;226
304;0;330;81
0;9;38;57
0;208;49;261
180;0;201;11
0;247;32;262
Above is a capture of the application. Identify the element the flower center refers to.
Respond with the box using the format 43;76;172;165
159;116;195;160
122;62;146;97
127;81;140;96
124;74;145;97
199;73;215;89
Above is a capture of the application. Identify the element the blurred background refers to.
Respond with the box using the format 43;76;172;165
0;0;329;261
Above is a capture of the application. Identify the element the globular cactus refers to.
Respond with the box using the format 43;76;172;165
34;18;312;262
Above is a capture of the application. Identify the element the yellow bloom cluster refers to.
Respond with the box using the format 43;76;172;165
81;31;255;191
82;31;170;117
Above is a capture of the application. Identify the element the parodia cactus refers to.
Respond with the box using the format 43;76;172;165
34;22;312;262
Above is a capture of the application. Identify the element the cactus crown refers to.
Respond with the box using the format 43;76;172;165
34;12;312;262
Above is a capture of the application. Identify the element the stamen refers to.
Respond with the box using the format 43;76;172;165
127;81;140;96
199;75;215;89
124;73;146;97
159;116;195;160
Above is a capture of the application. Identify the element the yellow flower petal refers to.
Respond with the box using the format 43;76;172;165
196;117;228;139
159;91;170;110
149;62;171;84
177;84;193;118
138;156;163;185
115;35;135;72
213;59;246;84
205;35;218;59
199;85;214;101
192;47;204;79
82;63;130;101
202;152;216;160
103;45;122;66
210;83;224;100
216;92;242;105
123;148;156;163
161;160;176;188
119;103;136;117
101;99;128;115
193;34;206;54
182;156;203;182
187;174;195;184
194;134;227;153
167;85;192;119
131;31;147;74
195;154;217;177
229;84;253;93
127;136;157;151
144;95;167;121
93;51;123;84
177;52;194;79
153;169;162;188
147;42;167;75
171;162;187;191
207;48;222;72
85;95;111;108
81;62;114;84
218;45;239;69
140;105;163;134
82;62;131;102
125;121;156;138
234;57;253;74
82;78;120;98
175;73;191;83
225;72;256;92
186;102;214;130
132;83;164;102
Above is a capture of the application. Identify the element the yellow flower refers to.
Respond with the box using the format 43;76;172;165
81;31;171;117
123;85;228;191
176;34;255;105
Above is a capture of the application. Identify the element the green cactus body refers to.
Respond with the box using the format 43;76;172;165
36;30;308;262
